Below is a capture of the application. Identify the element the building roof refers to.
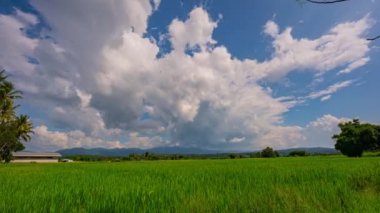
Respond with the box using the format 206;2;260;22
13;152;62;157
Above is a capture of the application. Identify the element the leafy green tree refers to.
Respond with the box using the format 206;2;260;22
0;70;33;163
261;147;279;158
333;119;380;157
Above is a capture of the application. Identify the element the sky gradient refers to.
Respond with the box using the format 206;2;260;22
0;0;379;151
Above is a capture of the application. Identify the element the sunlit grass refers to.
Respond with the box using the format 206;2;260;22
1;156;379;212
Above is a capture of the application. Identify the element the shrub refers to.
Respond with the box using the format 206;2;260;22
288;150;307;157
260;147;279;158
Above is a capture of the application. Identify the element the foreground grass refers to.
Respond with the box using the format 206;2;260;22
1;156;380;212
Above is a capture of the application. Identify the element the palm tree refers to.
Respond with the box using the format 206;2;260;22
0;69;33;163
0;70;7;82
0;80;22;100
16;115;34;142
0;71;22;124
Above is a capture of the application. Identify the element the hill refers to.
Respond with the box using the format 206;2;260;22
277;147;339;156
57;146;338;157
57;147;217;156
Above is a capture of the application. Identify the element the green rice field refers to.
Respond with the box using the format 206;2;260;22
1;156;380;212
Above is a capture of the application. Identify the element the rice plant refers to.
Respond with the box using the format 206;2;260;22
0;156;379;212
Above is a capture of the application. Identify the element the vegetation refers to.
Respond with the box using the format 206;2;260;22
0;70;33;163
63;153;254;162
260;147;279;158
1;157;379;212
288;150;308;157
61;149;342;162
333;119;380;157
63;150;319;162
66;153;186;162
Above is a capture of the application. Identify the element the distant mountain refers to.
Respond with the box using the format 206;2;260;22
57;147;144;156
57;146;218;156
57;146;338;157
276;147;339;156
149;146;216;155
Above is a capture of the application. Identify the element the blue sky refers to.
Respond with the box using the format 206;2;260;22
0;0;379;151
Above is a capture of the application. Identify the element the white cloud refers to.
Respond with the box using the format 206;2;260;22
0;4;373;151
27;125;169;152
152;0;161;10
258;125;305;149
128;132;169;149
321;95;331;102
308;114;348;132
258;16;372;80
229;137;246;144
261;114;350;149
169;7;217;52
307;80;353;101
301;114;350;148
27;125;123;151
75;89;92;108
264;20;279;38
338;57;370;74
49;105;106;134
0;12;38;76
15;9;39;25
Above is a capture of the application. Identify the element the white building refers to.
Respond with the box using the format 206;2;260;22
12;152;61;163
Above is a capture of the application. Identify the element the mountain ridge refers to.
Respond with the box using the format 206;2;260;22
57;146;338;156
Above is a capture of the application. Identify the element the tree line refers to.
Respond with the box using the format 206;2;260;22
62;149;338;162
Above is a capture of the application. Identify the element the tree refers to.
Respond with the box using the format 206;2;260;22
332;119;380;157
261;147;279;158
0;70;33;163
297;0;379;41
288;150;307;157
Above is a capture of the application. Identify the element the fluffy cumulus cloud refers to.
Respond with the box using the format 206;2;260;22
0;1;372;151
302;115;350;148
0;10;38;78
169;7;217;52
28;125;167;151
28;125;123;151
260;17;371;80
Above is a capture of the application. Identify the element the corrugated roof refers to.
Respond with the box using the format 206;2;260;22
12;152;62;157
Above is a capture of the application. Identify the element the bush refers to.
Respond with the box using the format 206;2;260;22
260;147;279;158
250;152;261;158
228;153;239;159
288;150;307;157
